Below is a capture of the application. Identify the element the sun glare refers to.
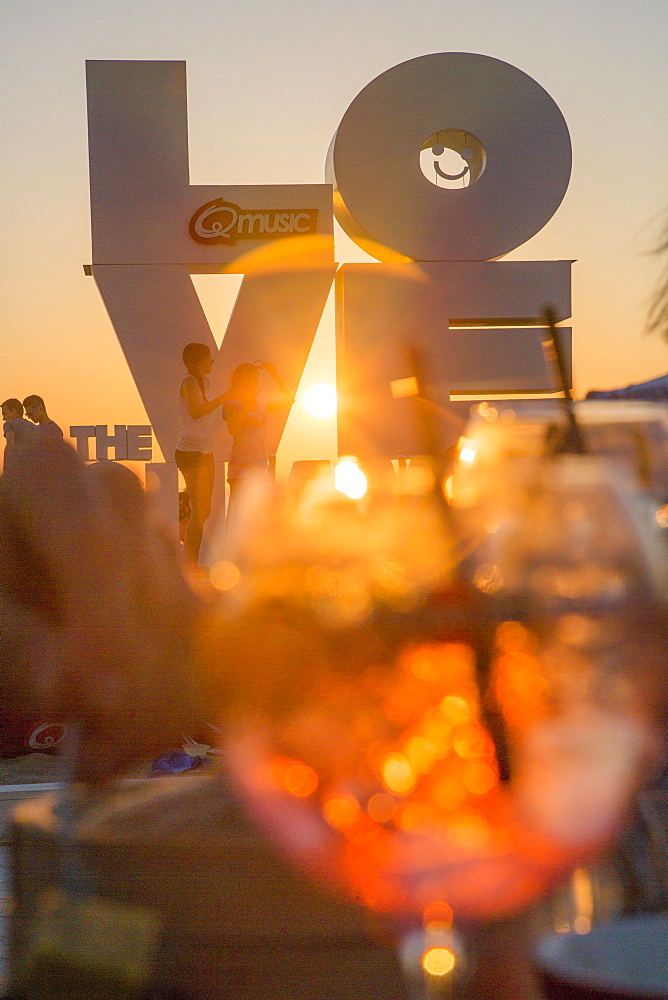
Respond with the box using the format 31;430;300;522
334;459;368;499
302;382;337;420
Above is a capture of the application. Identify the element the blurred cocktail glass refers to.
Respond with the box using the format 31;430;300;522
208;428;666;931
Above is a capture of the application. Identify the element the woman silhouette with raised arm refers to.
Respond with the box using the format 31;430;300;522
223;361;294;524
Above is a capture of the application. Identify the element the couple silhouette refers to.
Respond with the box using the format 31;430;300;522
175;344;294;566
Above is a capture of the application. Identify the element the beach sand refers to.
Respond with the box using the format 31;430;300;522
0;753;164;785
0;753;61;785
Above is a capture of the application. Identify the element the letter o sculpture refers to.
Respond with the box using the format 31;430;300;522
326;52;572;262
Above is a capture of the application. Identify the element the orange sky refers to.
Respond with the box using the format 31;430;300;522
2;0;668;477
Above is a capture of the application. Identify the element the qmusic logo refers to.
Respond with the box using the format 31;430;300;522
190;198;319;246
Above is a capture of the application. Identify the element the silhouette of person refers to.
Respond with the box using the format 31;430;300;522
223;361;294;524
22;394;64;443
1;397;39;474
175;342;226;567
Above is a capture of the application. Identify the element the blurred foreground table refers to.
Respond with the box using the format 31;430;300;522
7;774;408;1000
6;775;666;1000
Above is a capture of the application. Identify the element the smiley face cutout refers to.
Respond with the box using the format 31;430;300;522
419;129;486;189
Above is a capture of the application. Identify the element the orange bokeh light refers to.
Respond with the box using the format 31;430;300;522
270;756;319;798
494;649;547;730
423;900;453;929
407;645;444;682
209;560;241;591
367;792;398;824
452;722;493;759
422;947;456;976
463;760;498;796
381;753;416;795
440;695;472;725
397;801;440;832
495;620;534;654
404;735;438;773
449;811;491;851
323;794;362;830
